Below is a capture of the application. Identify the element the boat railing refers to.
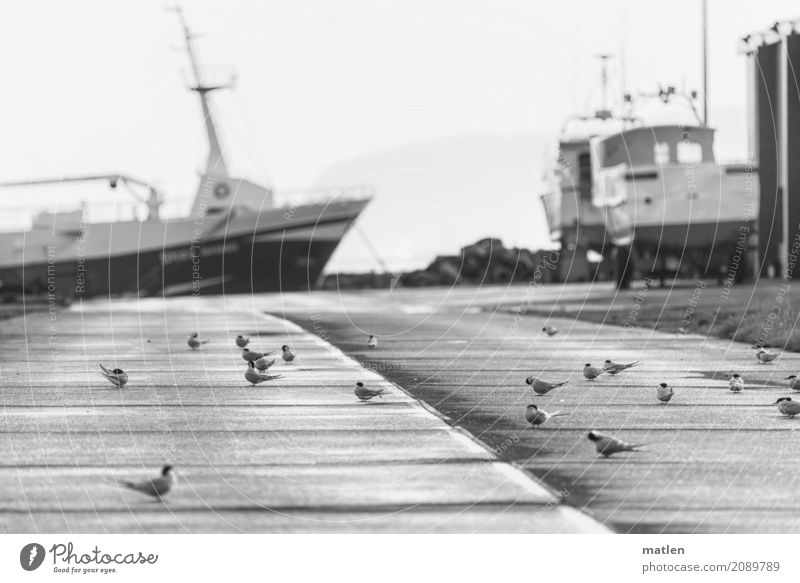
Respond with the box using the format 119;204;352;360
0;184;374;232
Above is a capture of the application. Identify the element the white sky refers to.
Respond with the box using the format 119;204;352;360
0;0;796;271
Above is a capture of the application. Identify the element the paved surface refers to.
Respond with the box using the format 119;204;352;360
278;283;800;534
0;296;606;533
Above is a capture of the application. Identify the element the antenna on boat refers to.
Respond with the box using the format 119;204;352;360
595;54;613;120
168;3;235;178
701;0;708;126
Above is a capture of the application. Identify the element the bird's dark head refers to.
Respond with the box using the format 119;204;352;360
191;333;198;338
732;374;740;378
775;397;792;404
587;431;599;442
526;404;538;411
356;382;364;388
112;368;124;374
585;363;592;367
659;383;668;388
237;334;244;339
282;345;289;351
161;465;173;476
541;327;547;331
787;375;797;380
243;348;250;352
525;377;533;385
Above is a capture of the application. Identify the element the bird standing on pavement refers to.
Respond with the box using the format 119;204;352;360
118;465;176;500
242;348;273;362
603;360;641;375
187;333;208;350
754;347;779;364
656;382;674;403
583;363;605;380
245;361;282;385
99;363;128;388
728;373;744;393
367;335;377;349
525;376;569;395
542;325;558;337
355;381;384;401
524;404;568;427
786;375;800;391
282;345;296;363
587;430;643;457
235;335;250;348
774;397;800;417
254;357;276;371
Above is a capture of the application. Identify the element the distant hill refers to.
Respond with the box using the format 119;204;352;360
315;132;554;273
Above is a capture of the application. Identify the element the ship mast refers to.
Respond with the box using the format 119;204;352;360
171;5;232;178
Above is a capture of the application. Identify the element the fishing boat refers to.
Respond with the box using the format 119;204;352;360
0;6;371;300
540;56;758;287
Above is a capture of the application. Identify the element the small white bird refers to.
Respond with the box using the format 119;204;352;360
187;333;209;350
728;373;744;393
525;376;569;395
587;430;643;457
235;335;250;348
367;335;377;349
254;357;276;371
583;363;605;380
242;348;274;362
656;382;674;403
775;397;800;417
281;345;296;363
754;347;779;364
524;404;568;427
355;381;384;401
99;363;128;388
603;360;641;375
245;361;282;385
118;465;176;499
786;375;800;391
542;325;558;337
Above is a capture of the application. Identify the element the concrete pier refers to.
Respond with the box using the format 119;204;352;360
0;296;605;533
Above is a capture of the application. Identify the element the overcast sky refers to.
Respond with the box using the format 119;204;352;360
0;0;797;271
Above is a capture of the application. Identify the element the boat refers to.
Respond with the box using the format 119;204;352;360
0;6;371;300
540;57;758;288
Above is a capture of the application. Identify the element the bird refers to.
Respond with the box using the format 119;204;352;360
786;375;800;391
754;347;779;364
367;335;377;349
775;397;800;417
728;373;744;393
583;363;605;380
254;357;276;371
524;404;568;427
281;345;296;363
542;325;558;337
187;333;209;350
117;465;176;500
99;363;128;388
242;348;274;362
235;335;250;348
656;382;674;403
245;362;282;385
603;360;641;375
355;381;384;401
587;430;643;457
525;376;569;395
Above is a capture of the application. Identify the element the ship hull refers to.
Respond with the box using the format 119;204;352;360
0;200;368;299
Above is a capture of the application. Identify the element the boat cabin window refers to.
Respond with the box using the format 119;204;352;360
578;152;592;200
654;143;670;165
677;141;703;164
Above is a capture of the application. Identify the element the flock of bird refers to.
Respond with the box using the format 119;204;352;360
533;325;800;458
98;331;386;500
95;321;800;499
